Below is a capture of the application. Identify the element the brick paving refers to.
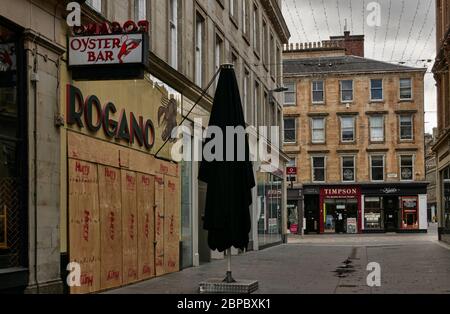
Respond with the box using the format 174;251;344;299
106;224;450;294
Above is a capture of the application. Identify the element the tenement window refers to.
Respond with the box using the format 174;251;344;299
312;157;326;182
371;155;385;182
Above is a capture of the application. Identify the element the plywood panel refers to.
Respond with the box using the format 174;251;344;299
68;159;100;294
121;170;139;284
68;131;120;168
98;165;123;290
164;175;180;274
129;150;156;175
154;174;165;276
137;173;155;280
156;160;179;178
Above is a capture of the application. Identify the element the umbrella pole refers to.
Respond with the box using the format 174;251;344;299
224;248;236;283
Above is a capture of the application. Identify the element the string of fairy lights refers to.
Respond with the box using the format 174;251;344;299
280;0;436;70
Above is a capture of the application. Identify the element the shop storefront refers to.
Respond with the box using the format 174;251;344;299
439;167;450;242
287;188;303;235
361;184;428;233
0;19;29;291
303;186;320;234
60;21;187;292
320;187;362;234
257;172;284;248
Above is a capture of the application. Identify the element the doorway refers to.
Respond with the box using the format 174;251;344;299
0;21;27;271
304;195;319;234
384;197;399;232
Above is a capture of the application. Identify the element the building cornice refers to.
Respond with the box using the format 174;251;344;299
260;0;291;44
284;69;427;78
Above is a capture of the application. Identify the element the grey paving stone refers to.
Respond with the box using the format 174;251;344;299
105;225;450;294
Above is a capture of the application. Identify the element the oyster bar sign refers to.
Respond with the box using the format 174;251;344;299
68;20;149;66
69;33;144;65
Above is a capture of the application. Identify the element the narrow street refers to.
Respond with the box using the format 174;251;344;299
107;225;450;294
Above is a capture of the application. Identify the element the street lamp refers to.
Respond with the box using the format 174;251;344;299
269;86;288;104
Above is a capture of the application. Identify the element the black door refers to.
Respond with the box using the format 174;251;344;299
304;195;320;234
384;197;398;232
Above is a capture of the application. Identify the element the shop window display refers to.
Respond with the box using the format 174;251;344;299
400;197;419;230
258;173;283;247
323;199;358;234
364;197;384;231
442;168;450;229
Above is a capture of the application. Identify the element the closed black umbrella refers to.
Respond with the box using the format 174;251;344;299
198;64;255;283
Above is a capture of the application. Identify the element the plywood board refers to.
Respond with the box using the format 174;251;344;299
121;170;139;284
164;243;180;274
154;174;165;276
164;175;180;274
98;165;123;290
137;173;155;280
68;131;120;168
129;150;156;176
156;160;179;178
68;159;101;294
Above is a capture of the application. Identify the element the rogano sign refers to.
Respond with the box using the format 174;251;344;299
66;84;155;150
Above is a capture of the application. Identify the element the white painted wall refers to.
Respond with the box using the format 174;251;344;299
361;196;365;231
419;194;428;230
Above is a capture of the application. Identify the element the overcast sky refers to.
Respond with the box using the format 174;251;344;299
282;0;437;134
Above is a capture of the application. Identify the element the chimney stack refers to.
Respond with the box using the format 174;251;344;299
327;30;365;57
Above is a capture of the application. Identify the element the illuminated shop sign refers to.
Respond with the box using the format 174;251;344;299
66;84;155;150
69;33;145;66
68;20;149;80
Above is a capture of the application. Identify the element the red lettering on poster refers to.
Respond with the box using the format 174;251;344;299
108;211;115;241
81;273;94;287
142;265;151;275
105;167;116;181
128;268;137;279
126;174;135;189
142;176;150;186
107;270;120;281
170;215;174;236
168;181;176;192
144;213;149;239
129;214;135;240
156;216;161;236
75;161;90;176
83;210;91;242
160;164;169;174
167;260;176;268
155;176;164;185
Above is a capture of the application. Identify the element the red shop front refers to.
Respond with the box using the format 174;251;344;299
319;187;362;234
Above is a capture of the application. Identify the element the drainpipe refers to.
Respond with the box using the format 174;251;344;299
30;46;40;294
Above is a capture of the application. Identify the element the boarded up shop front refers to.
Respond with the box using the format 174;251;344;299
63;78;181;294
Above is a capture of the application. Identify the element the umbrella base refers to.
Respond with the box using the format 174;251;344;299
223;271;236;283
199;279;259;294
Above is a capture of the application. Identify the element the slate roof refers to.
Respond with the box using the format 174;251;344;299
283;55;426;76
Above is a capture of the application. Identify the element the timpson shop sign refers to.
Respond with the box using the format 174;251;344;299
68;20;149;80
321;187;361;199
66;84;155;150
